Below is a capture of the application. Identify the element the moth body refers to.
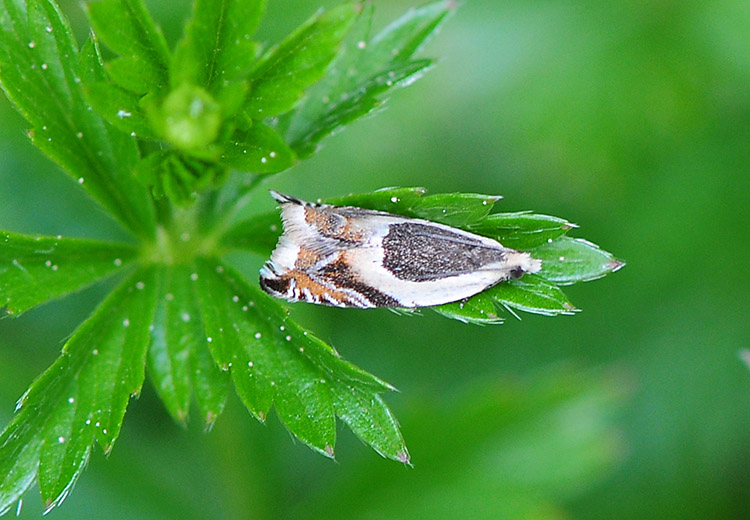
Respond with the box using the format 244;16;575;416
259;191;541;308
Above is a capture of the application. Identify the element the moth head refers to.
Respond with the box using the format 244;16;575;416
505;252;542;279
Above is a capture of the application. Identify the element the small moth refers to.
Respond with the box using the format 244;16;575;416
260;191;542;308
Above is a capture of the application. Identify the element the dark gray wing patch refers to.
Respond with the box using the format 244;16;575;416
382;222;507;282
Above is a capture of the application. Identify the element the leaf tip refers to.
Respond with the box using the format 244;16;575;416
324;444;336;459
607;259;626;272
396;449;411;466
204;411;219;431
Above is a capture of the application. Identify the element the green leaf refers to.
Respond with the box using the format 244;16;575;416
468;212;577;250
330;387;409;464
0;268;158;513
84;56;155;139
148;265;230;426
432;292;504;325
0;231;138;315
532;236;625;285
286;0;454;157
172;0;266;94
411;193;501;227
0;1;156;239
327;186;427;215
192;259;406;461
85;0;170;95
221;122;296;173
488;274;578;316
243;3;360;118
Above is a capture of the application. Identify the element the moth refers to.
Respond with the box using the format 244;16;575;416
259;191;542;308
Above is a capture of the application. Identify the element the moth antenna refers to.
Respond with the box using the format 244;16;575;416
269;190;305;206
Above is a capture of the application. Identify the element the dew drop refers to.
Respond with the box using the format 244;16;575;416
269;151;277;158
102;429;108;435
165;293;174;301
41;63;48;70
559;256;565;261
181;313;190;322
28;41;35;48
68;397;75;404
207;337;213;343
254;332;262;339
390;196;399;203
247;361;254;367
51;264;58;271
299;347;305;352
92;349;99;355
261;157;267;164
113;258;122;266
45;260;52;267
136;281;145;290
215;265;224;273
76;132;83;139
357;40;366;49
117;109;132;118
232;295;240;302
45;26;52;33
78;177;84;184
285;335;292;342
279;325;285;331
242;305;248;311
58;436;65;443
190;273;198;281
123;318;130;327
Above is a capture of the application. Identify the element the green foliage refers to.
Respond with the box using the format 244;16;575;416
0;0;623;514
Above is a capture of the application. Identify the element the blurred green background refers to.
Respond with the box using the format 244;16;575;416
2;0;749;518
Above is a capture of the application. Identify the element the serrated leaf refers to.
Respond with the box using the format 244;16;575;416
84;80;153;138
411;193;501;227
488;274;577;316
0;231;137;315
0;268;158;513
286;0;454;157
172;0;265;95
468;212;576;250
532;236;625;285
330;386;409;464
244;3;359;118
192;259;405;461
432;292;504;325
221;122;296;173
85;0;169;95
326;186;427;214
0;2;156;239
148;265;230;426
